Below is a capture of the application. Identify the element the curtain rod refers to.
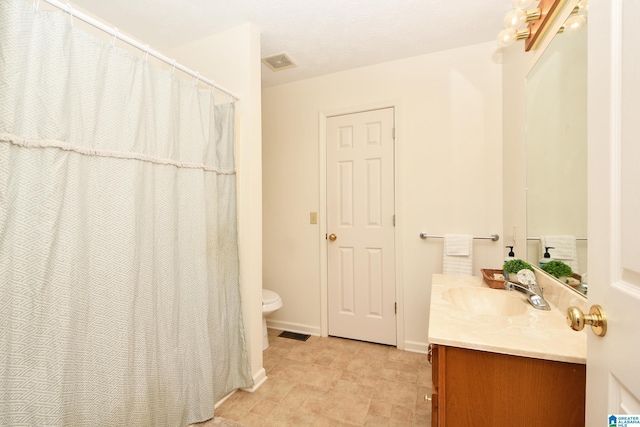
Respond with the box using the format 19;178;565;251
39;0;240;101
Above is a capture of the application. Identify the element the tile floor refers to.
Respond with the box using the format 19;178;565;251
214;329;432;426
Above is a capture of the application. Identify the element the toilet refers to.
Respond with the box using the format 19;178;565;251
262;289;283;350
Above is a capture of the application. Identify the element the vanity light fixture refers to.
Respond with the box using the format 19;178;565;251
559;0;588;33
497;0;567;51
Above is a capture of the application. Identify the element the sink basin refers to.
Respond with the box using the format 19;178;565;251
442;286;528;317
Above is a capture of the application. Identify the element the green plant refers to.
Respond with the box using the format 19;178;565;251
503;259;534;274
541;260;573;278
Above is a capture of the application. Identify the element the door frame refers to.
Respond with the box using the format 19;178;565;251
318;101;404;349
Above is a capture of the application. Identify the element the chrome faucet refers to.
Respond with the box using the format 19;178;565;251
505;280;551;311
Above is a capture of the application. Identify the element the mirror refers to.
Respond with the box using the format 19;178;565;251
525;15;588;296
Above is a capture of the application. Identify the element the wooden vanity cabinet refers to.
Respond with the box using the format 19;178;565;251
429;344;585;427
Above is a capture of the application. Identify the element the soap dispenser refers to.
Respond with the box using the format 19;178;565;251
504;246;515;264
540;246;554;267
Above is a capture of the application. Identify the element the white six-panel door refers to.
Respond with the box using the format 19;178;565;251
587;0;640;423
326;108;396;346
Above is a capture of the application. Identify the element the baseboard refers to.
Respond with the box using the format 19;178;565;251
403;340;430;354
212;368;267;410
240;367;267;393
214;390;237;409
266;319;321;337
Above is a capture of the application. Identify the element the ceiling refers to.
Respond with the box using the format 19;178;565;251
68;0;510;87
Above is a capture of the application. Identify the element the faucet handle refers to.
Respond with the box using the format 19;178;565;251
517;269;537;286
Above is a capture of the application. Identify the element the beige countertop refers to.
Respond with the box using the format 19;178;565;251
427;273;587;364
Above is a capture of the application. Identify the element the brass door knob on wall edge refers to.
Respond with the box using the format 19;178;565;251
328;234;337;241
566;305;607;337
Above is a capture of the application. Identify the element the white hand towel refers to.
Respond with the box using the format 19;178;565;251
443;234;473;276
540;235;578;272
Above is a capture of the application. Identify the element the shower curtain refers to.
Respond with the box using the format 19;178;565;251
0;0;253;425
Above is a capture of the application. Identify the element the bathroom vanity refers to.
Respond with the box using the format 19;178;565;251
427;274;587;427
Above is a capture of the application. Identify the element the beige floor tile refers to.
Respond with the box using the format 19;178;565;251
249;399;278;416
321;390;371;425
215;330;432;427
267;405;318;427
305;364;344;391
238;412;270;427
309;415;340;426
280;383;314;409
315;351;337;366
387;349;427;365
229;393;262;413
368;399;393;418
373;379;420;409
344;357;386;376
354;342;392;360
252;377;296;403
363;413;390;427
389;404;415;423
332;379;377;399
416;368;432;387
358;374;380;388
328;355;352;370
340;369;361;383
300;397;326;415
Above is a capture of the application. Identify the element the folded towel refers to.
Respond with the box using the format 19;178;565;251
443;234;473;276
540;235;578;272
445;234;471;256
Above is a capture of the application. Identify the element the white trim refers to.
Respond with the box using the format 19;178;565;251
403;340;430;355
214;390;237;409
240;368;267;393
318;112;329;337
609;0;622;289
318;100;404;348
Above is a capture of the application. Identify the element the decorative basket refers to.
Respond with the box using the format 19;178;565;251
481;268;507;289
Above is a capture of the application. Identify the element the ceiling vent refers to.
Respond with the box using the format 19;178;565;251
261;53;296;72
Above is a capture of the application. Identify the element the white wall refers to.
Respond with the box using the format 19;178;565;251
166;24;266;389
262;41;503;352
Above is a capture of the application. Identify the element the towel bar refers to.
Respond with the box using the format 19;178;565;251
419;232;499;241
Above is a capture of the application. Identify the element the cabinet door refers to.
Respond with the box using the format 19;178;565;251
438;346;585;427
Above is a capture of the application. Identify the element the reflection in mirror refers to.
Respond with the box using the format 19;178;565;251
525;15;587;297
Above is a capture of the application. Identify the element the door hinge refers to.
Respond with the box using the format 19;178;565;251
395;302;397;314
392;127;396;139
393;215;396;226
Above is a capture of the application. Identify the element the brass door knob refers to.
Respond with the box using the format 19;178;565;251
328;233;337;241
566;305;607;337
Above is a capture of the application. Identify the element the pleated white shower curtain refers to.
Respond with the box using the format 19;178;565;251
0;0;253;425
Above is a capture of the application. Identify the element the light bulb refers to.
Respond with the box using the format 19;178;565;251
504;9;527;29
564;14;586;32
497;28;517;48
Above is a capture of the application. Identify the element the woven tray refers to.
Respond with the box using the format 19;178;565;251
481;268;507;289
